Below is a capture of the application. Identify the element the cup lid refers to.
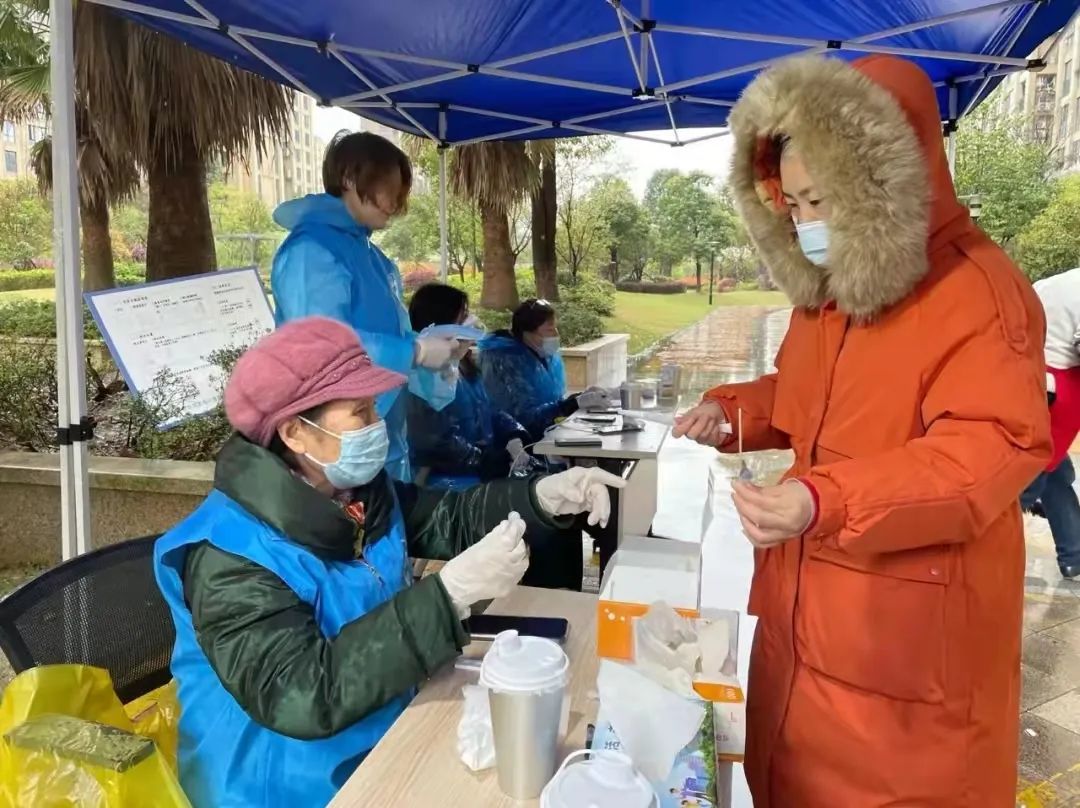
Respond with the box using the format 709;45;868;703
542;751;656;808
479;630;569;693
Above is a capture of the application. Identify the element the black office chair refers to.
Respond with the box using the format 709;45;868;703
0;535;175;704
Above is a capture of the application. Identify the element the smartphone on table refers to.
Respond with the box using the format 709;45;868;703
465;614;570;644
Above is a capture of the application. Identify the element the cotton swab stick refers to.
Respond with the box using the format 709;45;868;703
737;407;753;481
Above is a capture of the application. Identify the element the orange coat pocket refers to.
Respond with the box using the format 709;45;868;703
795;549;949;704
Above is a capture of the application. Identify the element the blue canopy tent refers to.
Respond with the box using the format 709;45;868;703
46;0;1079;557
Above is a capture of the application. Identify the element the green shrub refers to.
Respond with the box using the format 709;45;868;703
560;273;615;316
555;304;604;346
615;280;686;295
114;262;146;286
0;341;58;451
0;300;102;340
0;268;53;292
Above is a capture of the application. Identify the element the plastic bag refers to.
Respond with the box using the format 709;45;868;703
456;684;496;772
0;665;190;807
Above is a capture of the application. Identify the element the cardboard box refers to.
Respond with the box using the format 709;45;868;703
597;536;745;763
591;713;733;808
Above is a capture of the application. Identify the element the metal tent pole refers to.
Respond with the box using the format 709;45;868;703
438;111;449;282
947;85;959;175
49;0;92;559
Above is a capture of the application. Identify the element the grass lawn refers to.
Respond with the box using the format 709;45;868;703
606;289;788;354
0;288;54;303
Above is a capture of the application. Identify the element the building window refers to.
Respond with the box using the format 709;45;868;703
4;150;17;174
1061;105;1072;143
1064;29;1075;58
1037;74;1057;112
27;125;46;143
2;121;14;143
1065;61;1074;98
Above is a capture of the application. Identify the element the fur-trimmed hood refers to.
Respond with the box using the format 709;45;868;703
728;55;970;319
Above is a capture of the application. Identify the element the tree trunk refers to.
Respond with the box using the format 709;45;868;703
146;142;217;281
695;257;702;290
531;155;559;301
480;203;519;310
81;197;115;292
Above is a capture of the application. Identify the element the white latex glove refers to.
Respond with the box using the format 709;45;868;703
415;335;461;370
577;389;613;410
506;438;526;461
534;467;627;527
438;513;529;618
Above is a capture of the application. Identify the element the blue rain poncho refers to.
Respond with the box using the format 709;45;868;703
478;331;571;443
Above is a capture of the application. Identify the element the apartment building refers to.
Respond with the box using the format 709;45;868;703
227;90;402;210
0;109;49;181
226;91;325;210
989;14;1080;171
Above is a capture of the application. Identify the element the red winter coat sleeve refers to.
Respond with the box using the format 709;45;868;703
805;305;1050;556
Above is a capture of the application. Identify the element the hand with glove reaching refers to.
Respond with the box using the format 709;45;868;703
438;513;530;618
415;335;461;370
577;386;615;411
534;467;627;527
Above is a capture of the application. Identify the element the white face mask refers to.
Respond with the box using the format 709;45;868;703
541;337;561;358
795;219;829;267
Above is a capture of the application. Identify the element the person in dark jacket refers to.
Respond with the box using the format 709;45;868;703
406;283;533;489
153;317;623;808
479;299;611;443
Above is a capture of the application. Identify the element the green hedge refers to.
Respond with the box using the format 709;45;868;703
0;261;148;293
615;281;687;295
0;300;102;341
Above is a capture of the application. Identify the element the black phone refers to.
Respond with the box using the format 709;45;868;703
596;423;644;435
586;408;619;415
579;415;617;424
555;437;603;447
465;615;570;643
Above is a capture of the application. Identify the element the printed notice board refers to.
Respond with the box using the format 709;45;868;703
85;267;274;424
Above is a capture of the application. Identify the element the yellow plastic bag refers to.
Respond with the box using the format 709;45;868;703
0;665;190;808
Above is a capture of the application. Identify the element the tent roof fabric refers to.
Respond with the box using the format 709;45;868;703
86;0;1078;145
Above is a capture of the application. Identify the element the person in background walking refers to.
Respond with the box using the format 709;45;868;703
1023;267;1080;580
271;131;460;482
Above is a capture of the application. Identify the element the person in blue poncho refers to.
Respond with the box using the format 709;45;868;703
479;299;609;443
406;283;535;490
270;131;460;483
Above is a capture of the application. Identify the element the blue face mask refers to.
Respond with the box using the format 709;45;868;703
301;418;389;490
541;337;561;358
795;220;829;267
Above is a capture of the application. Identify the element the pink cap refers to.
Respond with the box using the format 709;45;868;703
224;316;406;447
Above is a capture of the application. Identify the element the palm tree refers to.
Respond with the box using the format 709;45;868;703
30;119;139;291
449;140;540;310
0;0;290;283
529;141;559;301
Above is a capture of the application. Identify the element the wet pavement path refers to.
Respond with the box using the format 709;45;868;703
634;304;1080;807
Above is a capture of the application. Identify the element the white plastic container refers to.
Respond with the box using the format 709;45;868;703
541;750;658;808
479;630;570;799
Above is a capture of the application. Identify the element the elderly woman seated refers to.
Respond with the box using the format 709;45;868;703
153;317;622;808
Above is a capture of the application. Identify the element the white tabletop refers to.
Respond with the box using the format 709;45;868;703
532;413;670;461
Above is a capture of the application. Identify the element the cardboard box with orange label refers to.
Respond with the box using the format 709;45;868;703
597;535;746;765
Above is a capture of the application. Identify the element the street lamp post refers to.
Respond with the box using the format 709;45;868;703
709;251;716;306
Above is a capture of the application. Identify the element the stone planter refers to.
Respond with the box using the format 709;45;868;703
0;452;212;567
561;333;629;393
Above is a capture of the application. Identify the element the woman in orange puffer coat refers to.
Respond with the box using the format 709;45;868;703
675;55;1050;807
